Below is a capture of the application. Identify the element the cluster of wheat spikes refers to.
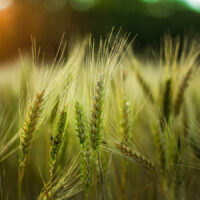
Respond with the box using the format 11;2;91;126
1;32;200;200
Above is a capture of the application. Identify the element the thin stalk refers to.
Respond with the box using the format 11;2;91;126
18;167;24;200
98;152;105;200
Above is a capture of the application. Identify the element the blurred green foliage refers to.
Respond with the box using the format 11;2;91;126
0;0;200;62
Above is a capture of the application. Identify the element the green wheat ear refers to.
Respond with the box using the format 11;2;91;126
89;76;106;199
174;65;194;116
160;78;172;130
134;68;154;104
75;102;93;199
121;97;131;144
49;106;67;177
152;124;165;174
75;102;88;146
19;90;45;169
90;76;104;151
18;90;45;200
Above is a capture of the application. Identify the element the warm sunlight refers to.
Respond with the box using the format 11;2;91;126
0;0;13;10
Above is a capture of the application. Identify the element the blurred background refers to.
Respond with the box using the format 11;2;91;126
0;0;200;63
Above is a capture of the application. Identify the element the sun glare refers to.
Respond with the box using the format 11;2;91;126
0;0;13;10
182;0;200;10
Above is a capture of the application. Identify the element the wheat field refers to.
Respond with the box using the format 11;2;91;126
1;33;200;200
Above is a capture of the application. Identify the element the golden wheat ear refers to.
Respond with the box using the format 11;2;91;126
134;68;154;104
18;90;45;200
19;90;45;169
115;142;155;171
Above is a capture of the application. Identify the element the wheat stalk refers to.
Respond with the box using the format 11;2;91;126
18;90;45;200
90;76;105;199
75;102;94;199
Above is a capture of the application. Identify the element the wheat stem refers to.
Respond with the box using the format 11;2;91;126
75;102;93;199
